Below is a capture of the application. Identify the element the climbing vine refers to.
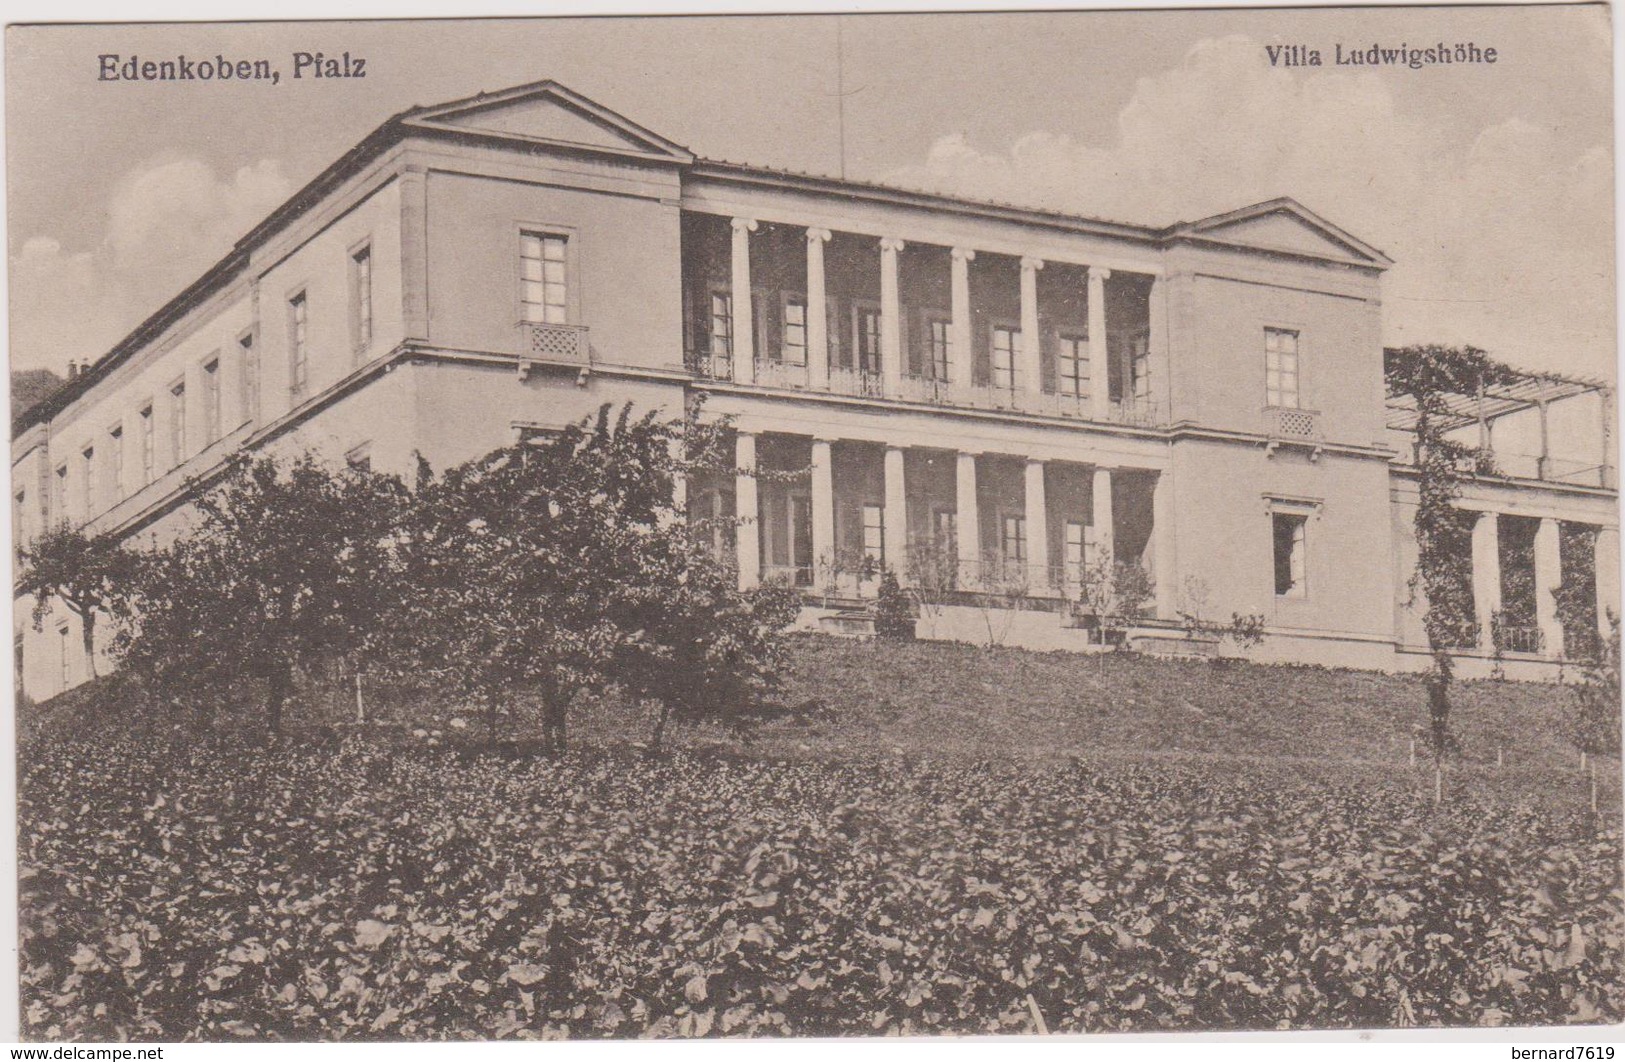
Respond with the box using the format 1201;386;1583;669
1386;344;1521;760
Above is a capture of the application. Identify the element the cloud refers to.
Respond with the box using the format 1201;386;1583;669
11;157;291;375
882;35;1613;379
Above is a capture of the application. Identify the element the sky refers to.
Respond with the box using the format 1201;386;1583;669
4;6;1616;383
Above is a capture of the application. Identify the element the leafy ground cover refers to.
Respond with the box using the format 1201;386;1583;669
18;636;1624;1039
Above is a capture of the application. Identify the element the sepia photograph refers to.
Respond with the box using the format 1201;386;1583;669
5;3;1621;1044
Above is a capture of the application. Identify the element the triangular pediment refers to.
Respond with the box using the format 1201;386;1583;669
405;80;693;164
1172;198;1392;267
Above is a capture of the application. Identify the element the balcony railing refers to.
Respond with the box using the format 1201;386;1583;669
695;351;734;381
521;322;590;364
1265;405;1322;443
828;366;885;398
1491;621;1544;656
753;358;810;390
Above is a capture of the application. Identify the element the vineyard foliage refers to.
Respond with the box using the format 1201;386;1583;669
21;732;1622;1040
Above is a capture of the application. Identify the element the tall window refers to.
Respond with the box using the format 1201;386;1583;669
289;291;309;395
139;404;155;483
170;381;187;466
108;426;124;501
58;627;71;691
861;503;885;565
708;292;735;367
53;466;67;524
1056;335;1088;398
520;232;568;324
1265;328;1300;409
80;446;95;517
925;317;951;380
855;307;882;375
1273;512;1308;598
1064;520;1087;583
1001;514;1027;567
934;508;957;551
202;357;221;444
1130;334;1152;404
780;297;808;366
351;244;373;352
991;326;1020;391
239;332;259;422
13;490;25;549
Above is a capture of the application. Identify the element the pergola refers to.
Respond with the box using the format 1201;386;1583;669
1384;349;1615;488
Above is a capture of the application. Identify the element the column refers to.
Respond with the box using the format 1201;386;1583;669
1024;459;1050;593
1019;257;1044;396
1470;511;1502;650
1092;466;1115;568
1533;517;1563;658
735;431;760;590
806;228;832;390
879;237;906;396
950;248;975;390
956;451;981;587
1601;388;1616;490
1146;275;1169;420
1088;266;1111;420
884;446;909;583
1152;469;1176;619
1594;525;1619;636
811;439;836;588
730;218;758;385
1536;396;1551;481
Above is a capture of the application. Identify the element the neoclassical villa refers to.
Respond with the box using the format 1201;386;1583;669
12;80;1617;697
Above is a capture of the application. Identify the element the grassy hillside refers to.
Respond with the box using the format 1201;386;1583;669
25;634;1607;778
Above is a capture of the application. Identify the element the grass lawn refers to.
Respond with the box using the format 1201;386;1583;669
755;635;1594;770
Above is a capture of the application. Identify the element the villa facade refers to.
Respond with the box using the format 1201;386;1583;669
12;80;1619;697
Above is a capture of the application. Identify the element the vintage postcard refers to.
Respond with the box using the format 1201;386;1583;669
6;5;1620;1046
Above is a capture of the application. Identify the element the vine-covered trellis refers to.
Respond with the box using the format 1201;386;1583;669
1385;345;1523;759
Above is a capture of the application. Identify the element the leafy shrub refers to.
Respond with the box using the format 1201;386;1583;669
871;571;915;640
20;731;1621;1040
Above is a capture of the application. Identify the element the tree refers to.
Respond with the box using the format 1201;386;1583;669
117;454;410;734
1566;610;1621;758
1386;344;1521;761
18;524;138;680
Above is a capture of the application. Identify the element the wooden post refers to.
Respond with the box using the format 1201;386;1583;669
354;670;365;724
1409;738;1416;767
1496;746;1503;769
1433;765;1442;805
1537;390;1551;481
1590;765;1598;814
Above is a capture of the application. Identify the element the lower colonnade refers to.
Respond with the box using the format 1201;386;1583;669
690;429;1175;617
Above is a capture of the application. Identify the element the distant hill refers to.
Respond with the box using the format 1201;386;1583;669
11;368;65;422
